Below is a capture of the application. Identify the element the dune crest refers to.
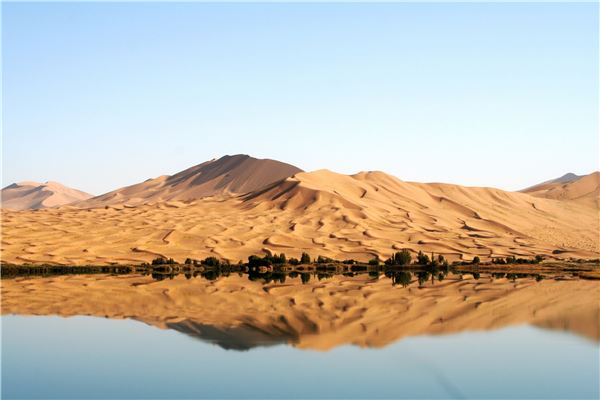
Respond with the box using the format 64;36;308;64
522;171;600;207
1;181;92;210
2;166;598;265
77;154;303;207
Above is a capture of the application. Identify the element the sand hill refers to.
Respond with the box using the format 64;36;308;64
77;154;303;207
522;172;600;207
1;181;92;210
2;165;598;265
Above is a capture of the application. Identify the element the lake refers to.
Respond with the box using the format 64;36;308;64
1;271;599;399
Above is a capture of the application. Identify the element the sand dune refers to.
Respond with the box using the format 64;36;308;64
1;181;92;210
1;167;598;265
522;171;600;207
77;154;303;207
2;273;598;350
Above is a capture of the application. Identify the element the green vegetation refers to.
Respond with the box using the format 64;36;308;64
300;252;311;264
4;248;598;287
384;249;411;266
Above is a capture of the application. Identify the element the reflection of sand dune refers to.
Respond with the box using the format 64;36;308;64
2;168;598;265
2;274;598;350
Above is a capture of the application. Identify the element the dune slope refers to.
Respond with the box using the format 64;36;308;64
2;169;598;265
1;181;92;210
522;172;600;207
77;154;303;207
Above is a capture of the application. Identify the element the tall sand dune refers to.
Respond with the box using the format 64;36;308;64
522;171;600;207
1;181;92;210
77;154;303;207
2;166;598;265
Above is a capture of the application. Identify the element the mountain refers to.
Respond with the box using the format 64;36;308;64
1;181;93;210
77;154;303;207
3;167;598;265
521;172;600;206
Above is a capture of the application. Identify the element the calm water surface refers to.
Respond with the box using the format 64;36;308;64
2;315;598;399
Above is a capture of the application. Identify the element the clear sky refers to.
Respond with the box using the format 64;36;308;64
3;2;598;195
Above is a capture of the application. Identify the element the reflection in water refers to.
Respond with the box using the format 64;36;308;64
2;269;598;352
3;316;598;399
143;264;556;288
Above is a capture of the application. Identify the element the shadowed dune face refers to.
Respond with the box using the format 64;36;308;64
1;181;92;210
2;274;598;350
2;169;598;265
76;154;303;207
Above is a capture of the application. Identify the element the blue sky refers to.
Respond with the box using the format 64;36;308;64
3;2;598;194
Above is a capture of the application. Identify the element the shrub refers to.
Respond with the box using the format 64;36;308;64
202;257;220;267
317;255;333;264
288;257;300;266
368;257;380;266
472;256;481;265
248;255;270;268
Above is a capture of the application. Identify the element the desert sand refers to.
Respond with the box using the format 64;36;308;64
1;181;92;210
2;167;598;265
2;273;598;350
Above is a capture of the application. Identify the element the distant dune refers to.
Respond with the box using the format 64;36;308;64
2;158;598;265
522;172;600;207
77;154;303;207
1;181;92;210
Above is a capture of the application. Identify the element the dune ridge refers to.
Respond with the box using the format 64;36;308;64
1;181;92;210
76;154;303;207
1;167;598;265
522;171;600;207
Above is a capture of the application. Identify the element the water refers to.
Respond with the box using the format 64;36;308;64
2;315;598;399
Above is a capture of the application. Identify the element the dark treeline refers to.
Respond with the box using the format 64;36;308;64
3;249;592;282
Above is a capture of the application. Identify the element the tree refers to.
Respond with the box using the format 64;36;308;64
394;249;412;265
288;257;300;266
202;256;220;267
248;255;270;268
416;251;430;265
300;252;311;264
472;256;481;265
368;257;379;266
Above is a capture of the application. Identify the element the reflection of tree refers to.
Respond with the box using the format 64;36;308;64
369;271;380;279
300;273;311;284
417;271;430;286
392;271;412;287
317;273;332;281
